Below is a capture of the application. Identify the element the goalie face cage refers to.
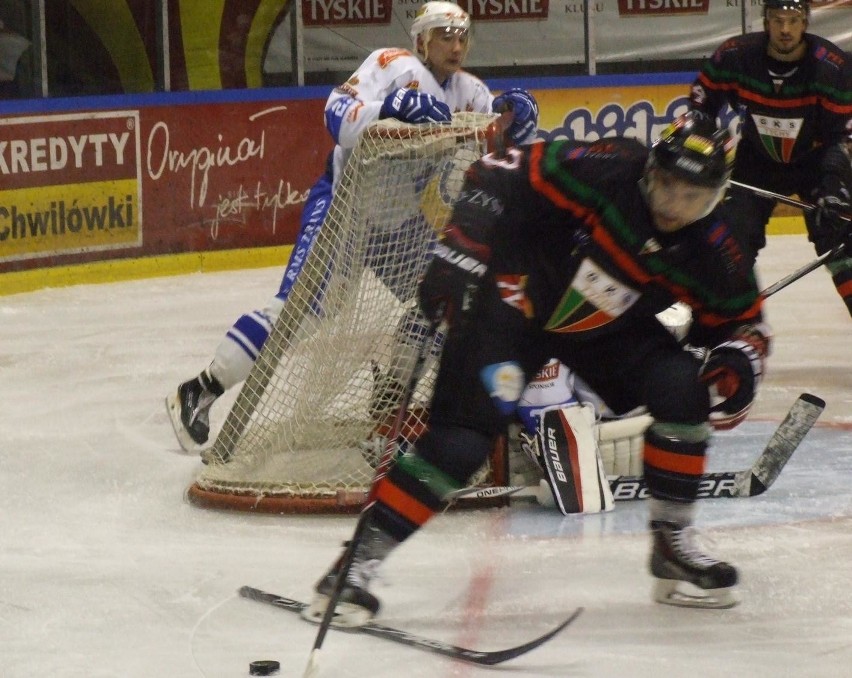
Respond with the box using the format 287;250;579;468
187;112;510;513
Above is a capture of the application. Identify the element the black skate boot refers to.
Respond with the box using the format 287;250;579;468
650;520;739;609
304;523;399;628
165;368;224;451
302;548;382;628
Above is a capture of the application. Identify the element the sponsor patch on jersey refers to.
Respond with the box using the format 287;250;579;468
751;114;803;163
336;81;359;98
545;258;639;333
563;142;620;161
496;274;534;318
346;101;365;123
377;49;412;68
479;361;525;416
814;45;845;70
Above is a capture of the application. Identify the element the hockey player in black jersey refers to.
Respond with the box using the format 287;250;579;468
690;0;852;315
305;113;770;623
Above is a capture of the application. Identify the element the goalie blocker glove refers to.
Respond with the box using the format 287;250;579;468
380;87;452;125
419;223;490;325
491;88;539;145
700;323;771;430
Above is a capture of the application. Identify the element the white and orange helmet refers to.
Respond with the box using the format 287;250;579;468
410;1;471;53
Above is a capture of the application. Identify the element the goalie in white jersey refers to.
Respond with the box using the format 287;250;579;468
166;1;540;452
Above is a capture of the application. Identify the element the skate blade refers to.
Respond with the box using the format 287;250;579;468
301;595;375;629
164;392;205;453
653;579;739;609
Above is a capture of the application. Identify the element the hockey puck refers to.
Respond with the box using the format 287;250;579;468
249;659;280;676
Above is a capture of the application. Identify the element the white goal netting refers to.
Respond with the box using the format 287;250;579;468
188;112;508;513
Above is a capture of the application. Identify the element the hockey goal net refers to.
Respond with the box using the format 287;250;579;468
187;112;510;513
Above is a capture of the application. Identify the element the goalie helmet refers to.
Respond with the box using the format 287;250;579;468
647;111;735;189
410;1;471;51
763;0;809;16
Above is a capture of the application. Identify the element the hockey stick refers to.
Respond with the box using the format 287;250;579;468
729;180;823;213
241;586;582;667
303;317;442;678
726;180;848;298
761;243;846;298
448;393;825;504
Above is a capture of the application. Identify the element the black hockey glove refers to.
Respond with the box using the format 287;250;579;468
380;87;452;125
700;323;771;430
418;225;489;326
492;88;539;145
812;177;852;255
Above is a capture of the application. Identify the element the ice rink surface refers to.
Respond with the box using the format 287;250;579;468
1;234;850;678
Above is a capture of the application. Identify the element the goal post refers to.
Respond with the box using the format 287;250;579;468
187;112;511;514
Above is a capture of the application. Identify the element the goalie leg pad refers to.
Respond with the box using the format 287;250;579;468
538;405;614;515
596;413;653;477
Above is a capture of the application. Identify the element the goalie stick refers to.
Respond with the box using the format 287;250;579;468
448;393;825;504
240;585;582;667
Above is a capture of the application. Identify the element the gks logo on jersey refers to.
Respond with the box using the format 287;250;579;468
751;114;803;163
545;258;639;333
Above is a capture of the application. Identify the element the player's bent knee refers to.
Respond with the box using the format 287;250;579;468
415;424;494;485
645;352;709;423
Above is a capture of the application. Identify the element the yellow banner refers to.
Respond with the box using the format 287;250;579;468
0;179;141;261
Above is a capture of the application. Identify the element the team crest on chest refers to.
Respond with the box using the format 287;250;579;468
545;259;639;333
751;114;803;163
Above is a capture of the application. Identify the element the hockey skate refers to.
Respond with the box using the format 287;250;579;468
650;520;739;609
302;549;382;628
165;369;224;452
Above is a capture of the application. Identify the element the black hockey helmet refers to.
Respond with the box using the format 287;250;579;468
763;0;810;16
647;112;735;189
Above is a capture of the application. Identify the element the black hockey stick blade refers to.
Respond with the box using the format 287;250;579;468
239;585;583;667
734;392;825;497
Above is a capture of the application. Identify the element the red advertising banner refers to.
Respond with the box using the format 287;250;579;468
0;111;142;263
0;97;331;273
301;0;394;26
459;0;550;20
616;0;709;16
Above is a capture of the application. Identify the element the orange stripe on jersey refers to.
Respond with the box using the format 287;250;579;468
695;74;826;110
528;144;592;215
740;91;820;109
528;144;653;288
528;143;763;327
822;99;852;115
644;443;706;476
696;296;763;327
374;479;434;527
837;279;852;298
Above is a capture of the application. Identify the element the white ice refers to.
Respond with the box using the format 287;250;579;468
1;234;850;678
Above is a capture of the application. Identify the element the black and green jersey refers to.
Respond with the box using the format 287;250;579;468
691;32;852;165
448;139;762;349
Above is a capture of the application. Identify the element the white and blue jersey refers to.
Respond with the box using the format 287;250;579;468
278;48;494;302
